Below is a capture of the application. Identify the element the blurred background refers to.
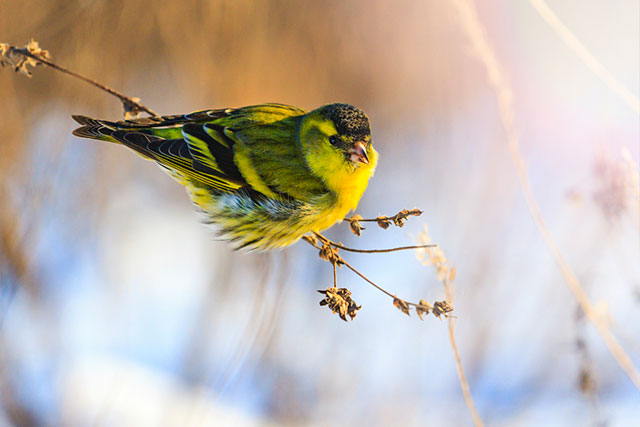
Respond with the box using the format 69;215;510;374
1;0;639;425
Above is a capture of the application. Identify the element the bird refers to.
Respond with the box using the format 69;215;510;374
72;103;378;250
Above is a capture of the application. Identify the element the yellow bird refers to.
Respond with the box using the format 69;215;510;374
72;103;377;250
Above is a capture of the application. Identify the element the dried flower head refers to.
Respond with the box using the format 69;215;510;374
348;214;364;236
392;208;423;227
416;299;432;320
318;241;342;266
124;97;143;120
393;297;411;316
346;209;422;235
0;39;51;77
318;287;361;321
377;216;391;229
432;301;454;318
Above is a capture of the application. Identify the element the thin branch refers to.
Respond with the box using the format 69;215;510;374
313;232;436;254
340;256;398;300
418;227;483;426
332;261;337;288
451;0;640;391
304;233;453;319
335;243;436;254
529;0;640;114
448;318;484;427
443;273;483;426
346;209;423;235
28;51;159;116
304;235;395;299
1;40;159;117
355;209;422;222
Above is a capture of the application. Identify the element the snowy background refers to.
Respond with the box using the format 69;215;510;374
1;0;638;425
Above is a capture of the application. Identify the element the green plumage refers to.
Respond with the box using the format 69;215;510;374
72;103;378;250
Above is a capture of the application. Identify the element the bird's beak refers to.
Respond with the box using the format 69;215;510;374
348;141;369;164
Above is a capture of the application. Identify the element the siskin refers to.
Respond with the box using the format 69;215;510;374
72;103;378;250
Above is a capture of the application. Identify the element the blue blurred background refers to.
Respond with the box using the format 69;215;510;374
1;0;638;425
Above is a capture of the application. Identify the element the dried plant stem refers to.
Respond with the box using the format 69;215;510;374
305;233;451;319
309;211;450;319
346;209;423;234
338;255;451;314
334;243;435;254
332;262;337;288
313;232;435;254
444;274;483;426
305;236;396;299
529;0;640;114
340;257;398;300
12;47;159;117
418;228;483;426
451;0;640;391
448;317;484;427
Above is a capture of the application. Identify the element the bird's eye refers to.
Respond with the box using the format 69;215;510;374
329;135;340;146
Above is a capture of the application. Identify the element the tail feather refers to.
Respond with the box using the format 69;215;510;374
69;112;249;192
72;115;119;141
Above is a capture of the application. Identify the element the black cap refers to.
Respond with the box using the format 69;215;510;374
323;103;370;140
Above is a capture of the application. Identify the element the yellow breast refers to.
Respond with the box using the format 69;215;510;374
310;146;378;232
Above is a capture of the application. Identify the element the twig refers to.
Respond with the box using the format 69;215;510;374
1;40;158;117
346;209;423;235
332;261;337;288
417;227;483;426
529;0;640;114
443;275;483;426
304;235;393;298
304;233;453;320
340;256;398;300
451;0;640;391
313;232;436;254
448;318;484;427
334;243;436;254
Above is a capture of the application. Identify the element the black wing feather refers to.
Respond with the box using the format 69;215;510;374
182;123;244;183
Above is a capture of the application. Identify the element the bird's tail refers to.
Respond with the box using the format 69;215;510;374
71;115;120;142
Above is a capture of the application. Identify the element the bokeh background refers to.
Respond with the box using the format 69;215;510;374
1;0;639;425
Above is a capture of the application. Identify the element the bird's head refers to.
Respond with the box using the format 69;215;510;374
298;103;378;202
299;103;377;170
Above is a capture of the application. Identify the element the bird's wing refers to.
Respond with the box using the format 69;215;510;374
73;112;243;192
217;106;330;202
71;104;310;196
